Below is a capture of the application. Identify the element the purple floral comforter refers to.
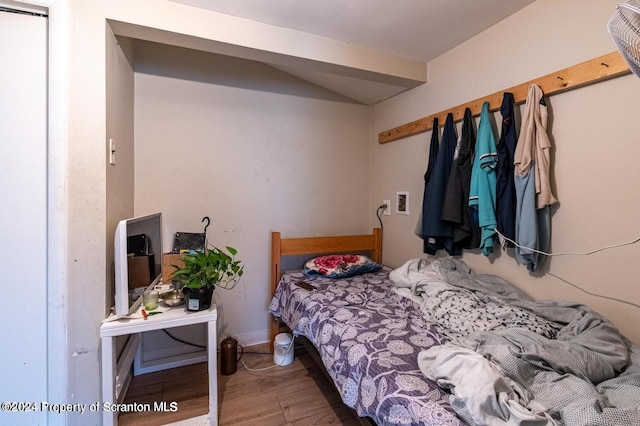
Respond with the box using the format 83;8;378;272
269;267;465;426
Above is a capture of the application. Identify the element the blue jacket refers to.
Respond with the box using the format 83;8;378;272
496;93;517;246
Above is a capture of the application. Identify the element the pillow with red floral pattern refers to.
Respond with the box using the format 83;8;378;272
303;254;381;278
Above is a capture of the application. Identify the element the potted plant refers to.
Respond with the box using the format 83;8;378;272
171;246;244;312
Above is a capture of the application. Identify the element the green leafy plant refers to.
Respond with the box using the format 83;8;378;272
171;246;244;291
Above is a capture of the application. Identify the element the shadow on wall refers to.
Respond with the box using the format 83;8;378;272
128;38;361;104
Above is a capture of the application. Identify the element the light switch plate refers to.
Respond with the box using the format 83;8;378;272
109;138;116;165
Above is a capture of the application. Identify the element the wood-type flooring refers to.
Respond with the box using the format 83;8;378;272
118;343;362;425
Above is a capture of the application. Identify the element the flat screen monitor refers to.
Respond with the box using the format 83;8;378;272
113;212;162;317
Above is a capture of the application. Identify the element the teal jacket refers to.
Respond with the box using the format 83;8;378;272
469;102;498;256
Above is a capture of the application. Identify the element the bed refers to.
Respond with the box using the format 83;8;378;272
268;228;463;425
268;229;640;426
269;228;382;349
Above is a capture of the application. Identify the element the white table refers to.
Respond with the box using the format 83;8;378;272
100;304;217;426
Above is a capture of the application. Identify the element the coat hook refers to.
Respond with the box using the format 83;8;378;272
601;62;609;67
202;216;211;234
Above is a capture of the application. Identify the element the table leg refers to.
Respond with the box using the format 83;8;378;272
207;319;218;426
101;336;116;426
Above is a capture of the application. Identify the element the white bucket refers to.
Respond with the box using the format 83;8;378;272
273;332;294;366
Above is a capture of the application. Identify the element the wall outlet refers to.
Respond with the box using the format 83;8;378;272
382;200;391;216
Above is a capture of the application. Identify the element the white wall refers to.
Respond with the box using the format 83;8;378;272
106;27;135;314
64;1;108;422
133;41;371;346
370;0;640;344
46;0;71;422
53;1;640;421
59;2;373;420
0;10;48;425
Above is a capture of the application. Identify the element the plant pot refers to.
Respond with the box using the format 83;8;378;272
182;286;214;312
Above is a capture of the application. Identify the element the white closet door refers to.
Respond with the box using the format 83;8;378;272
0;9;48;423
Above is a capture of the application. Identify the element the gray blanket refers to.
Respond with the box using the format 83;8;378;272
390;258;640;425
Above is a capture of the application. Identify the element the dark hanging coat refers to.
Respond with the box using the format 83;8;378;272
496;92;518;247
442;107;480;251
421;113;458;255
419;118;442;254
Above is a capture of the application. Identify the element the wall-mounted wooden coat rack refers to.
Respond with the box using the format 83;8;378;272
378;51;631;144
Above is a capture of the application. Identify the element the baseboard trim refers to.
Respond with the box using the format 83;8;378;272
226;329;269;348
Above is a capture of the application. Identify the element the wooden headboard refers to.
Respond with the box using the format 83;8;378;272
269;228;382;346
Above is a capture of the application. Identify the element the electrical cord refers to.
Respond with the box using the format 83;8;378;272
493;228;640;309
161;292;220;349
494;228;640;257
242;345;302;356
545;271;640;309
240;359;279;372
241;337;296;372
162;329;206;349
376;203;387;230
